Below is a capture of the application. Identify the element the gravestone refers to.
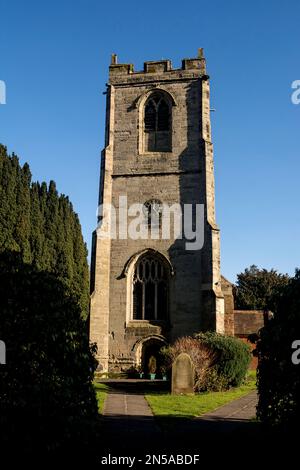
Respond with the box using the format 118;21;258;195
171;352;194;395
0;340;6;364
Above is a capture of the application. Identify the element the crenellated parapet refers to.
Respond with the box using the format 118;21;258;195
109;48;207;83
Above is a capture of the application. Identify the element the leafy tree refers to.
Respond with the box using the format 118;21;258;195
0;144;97;457
256;270;300;430
234;265;290;310
0;144;89;317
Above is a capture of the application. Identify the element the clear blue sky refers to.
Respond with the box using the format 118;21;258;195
1;0;299;282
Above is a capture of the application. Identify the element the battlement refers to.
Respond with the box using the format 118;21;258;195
109;48;207;82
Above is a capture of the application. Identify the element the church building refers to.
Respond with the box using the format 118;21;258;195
89;49;233;373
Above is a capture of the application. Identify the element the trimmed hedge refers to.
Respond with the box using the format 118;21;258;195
255;270;300;429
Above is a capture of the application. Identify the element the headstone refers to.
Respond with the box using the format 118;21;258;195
0;340;6;364
171;352;194;395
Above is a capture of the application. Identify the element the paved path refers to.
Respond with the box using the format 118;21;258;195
177;390;258;435
103;391;158;428
102;383;162;451
199;390;257;423
100;381;258;451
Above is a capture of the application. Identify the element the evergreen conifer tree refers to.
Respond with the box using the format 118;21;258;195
0;144;89;317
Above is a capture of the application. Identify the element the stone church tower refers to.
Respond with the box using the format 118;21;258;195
90;49;224;373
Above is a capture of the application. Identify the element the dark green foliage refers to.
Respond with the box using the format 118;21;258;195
235;265;290;310
195;332;251;389
0;144;89;317
256;270;300;429
0;146;22;252
162;334;251;392
0;251;98;456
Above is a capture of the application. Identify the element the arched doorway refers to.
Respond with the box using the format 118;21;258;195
135;336;167;375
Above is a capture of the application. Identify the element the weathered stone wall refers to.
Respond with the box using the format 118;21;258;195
221;275;235;336
89;50;224;372
234;310;265;336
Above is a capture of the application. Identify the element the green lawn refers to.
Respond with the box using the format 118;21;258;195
145;371;257;419
94;382;109;414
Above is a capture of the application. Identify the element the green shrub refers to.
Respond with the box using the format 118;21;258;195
198;367;229;392
162;334;251;392
255;270;300;430
195;332;251;389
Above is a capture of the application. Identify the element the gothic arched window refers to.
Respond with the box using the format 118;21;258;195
144;93;171;152
142;199;163;228
133;254;168;321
